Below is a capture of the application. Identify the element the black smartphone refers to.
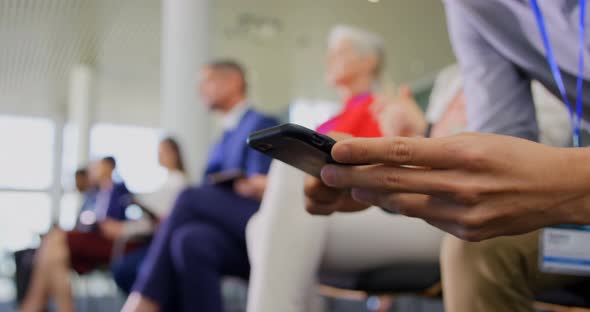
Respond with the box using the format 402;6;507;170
247;123;339;178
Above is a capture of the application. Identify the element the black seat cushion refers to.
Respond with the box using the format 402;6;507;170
320;263;590;308
535;282;590;308
319;262;440;295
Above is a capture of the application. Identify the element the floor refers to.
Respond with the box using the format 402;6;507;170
0;275;445;312
0;298;445;312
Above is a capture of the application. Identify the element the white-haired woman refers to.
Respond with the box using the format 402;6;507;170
245;25;442;312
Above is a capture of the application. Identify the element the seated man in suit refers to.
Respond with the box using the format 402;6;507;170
72;167;98;232
21;156;133;312
122;60;279;312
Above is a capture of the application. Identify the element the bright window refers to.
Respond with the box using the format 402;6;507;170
0;116;54;190
0;192;50;251
90;124;166;193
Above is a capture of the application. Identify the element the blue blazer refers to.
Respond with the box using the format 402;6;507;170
105;182;132;221
204;109;279;179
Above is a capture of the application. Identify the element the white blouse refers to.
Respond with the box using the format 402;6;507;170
123;170;188;236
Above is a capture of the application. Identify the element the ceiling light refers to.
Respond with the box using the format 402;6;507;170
368;0;380;3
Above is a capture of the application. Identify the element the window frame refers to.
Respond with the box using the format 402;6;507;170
0;114;64;251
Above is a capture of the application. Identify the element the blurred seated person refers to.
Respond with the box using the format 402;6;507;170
246;32;572;312
122;60;278;312
110;137;188;294
21;157;134;312
245;25;440;312
72;167;98;232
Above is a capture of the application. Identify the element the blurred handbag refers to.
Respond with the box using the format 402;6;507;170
13;248;36;304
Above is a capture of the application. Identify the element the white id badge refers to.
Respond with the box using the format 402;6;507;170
540;225;590;276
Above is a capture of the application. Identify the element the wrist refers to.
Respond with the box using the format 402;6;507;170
560;194;590;226
557;148;590;225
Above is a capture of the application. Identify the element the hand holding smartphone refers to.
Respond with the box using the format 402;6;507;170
249;123;376;215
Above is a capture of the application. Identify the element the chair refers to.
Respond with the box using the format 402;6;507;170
319;263;590;312
535;284;590;312
319;262;441;312
74;232;151;312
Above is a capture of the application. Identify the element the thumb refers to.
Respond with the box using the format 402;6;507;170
398;84;413;99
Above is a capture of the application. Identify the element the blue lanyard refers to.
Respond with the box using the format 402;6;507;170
530;0;586;147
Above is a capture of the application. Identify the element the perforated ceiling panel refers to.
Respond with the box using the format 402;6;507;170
0;0;454;123
0;0;161;115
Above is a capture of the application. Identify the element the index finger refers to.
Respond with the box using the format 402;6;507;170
332;136;464;168
304;176;342;203
326;131;353;142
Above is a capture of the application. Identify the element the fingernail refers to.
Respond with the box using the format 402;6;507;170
333;143;352;162
321;165;338;186
351;188;373;204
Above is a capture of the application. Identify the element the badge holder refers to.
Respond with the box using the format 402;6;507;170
530;0;589;275
540;225;590;275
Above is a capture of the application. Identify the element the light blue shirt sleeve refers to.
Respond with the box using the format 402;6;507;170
445;1;540;141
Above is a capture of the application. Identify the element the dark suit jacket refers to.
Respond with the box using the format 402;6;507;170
105;182;132;221
204;108;279;179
